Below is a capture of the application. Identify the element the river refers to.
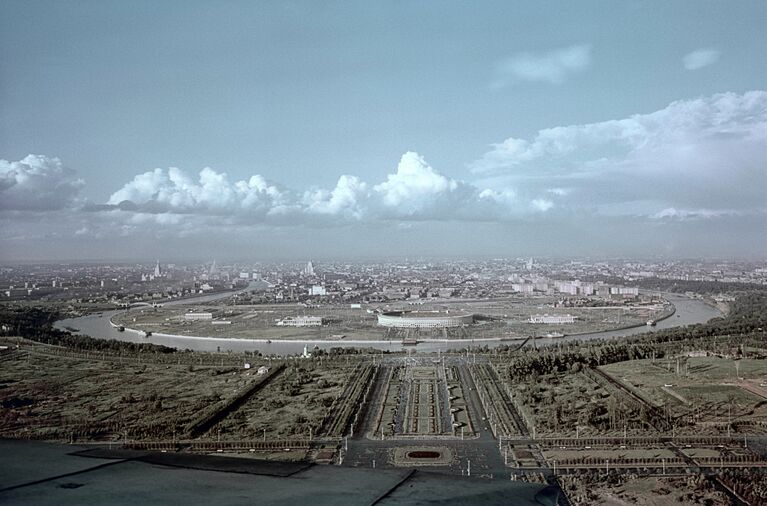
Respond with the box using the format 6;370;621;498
54;291;722;355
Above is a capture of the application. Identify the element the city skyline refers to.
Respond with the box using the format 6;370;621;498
1;1;766;261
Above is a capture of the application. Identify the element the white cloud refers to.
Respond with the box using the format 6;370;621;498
372;152;474;219
492;44;591;87
471;90;767;217
683;49;721;70
0;155;84;211
375;152;458;207
107;166;291;217
100;151;551;226
96;151;558;227
6;89;764;251
303;175;367;219
650;207;738;221
531;199;554;212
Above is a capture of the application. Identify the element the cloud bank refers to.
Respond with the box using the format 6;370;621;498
97;151;547;226
1;90;765;258
471;90;767;219
0;155;84;211
106;167;294;217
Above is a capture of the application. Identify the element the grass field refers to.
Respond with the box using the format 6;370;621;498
0;352;259;440
111;296;659;341
507;372;627;437
600;356;767;431
0;348;353;442
208;361;353;439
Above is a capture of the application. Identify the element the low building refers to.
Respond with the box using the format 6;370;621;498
185;312;213;320
511;283;535;294
276;316;323;327
528;314;576;324
377;310;474;328
610;286;639;297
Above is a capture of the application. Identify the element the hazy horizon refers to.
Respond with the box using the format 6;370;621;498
2;1;766;261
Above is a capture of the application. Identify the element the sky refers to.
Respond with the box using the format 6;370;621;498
1;1;766;261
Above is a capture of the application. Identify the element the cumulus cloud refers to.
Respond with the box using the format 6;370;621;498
492;44;591;88
683;48;721;70
375;152;458;207
372;152;479;219
6;90;764;255
101;151;556;225
471;90;767;217
303;175;367;219
0;155;84;211
107;167;293;217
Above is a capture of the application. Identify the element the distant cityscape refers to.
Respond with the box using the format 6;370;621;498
3;258;764;307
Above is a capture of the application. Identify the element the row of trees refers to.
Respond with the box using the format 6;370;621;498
504;291;767;381
0;305;175;354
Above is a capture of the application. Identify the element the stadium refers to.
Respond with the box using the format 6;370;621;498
376;310;475;328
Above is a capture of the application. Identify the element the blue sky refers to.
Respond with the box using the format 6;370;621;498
1;1;766;260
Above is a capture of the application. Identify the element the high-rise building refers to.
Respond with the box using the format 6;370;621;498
154;260;161;277
302;261;315;277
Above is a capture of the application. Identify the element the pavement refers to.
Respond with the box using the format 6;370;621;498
0;439;559;505
343;358;512;479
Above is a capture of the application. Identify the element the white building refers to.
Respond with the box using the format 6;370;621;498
185;312;213;320
302;261;315;277
511;283;535;293
528;314;576;324
556;282;579;295
309;285;327;296
276;316;323;327
610;286;639;297
377;311;474;328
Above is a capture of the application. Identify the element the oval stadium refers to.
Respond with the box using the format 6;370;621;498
377;310;474;328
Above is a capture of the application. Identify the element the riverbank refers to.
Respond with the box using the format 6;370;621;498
55;293;722;355
561;301;677;338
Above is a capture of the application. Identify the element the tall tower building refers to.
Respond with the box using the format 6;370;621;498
154;260;161;277
303;261;315;277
